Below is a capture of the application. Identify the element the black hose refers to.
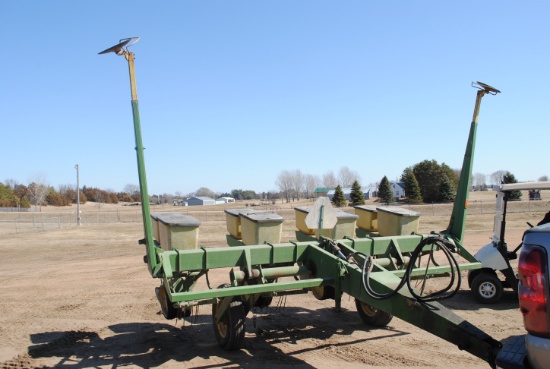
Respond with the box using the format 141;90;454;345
359;236;461;303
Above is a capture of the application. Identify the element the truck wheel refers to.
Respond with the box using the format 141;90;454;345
355;299;393;327
471;273;503;304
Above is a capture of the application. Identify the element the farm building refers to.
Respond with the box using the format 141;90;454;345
364;188;376;200
314;187;331;197
327;187;371;201
391;182;406;200
187;196;216;206
216;197;236;204
324;184;402;201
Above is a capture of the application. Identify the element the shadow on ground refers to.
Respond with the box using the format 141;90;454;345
26;306;408;368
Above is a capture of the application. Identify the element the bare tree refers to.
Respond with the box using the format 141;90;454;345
539;175;549;182
95;190;105;210
275;170;294;203
490;170;507;185
473;173;487;191
27;173;49;211
124;184;140;196
162;193;175;204
323;170;338;188
304;174;320;199
4;178;18;189
195;187;217;199
291;170;304;201
338;166;361;188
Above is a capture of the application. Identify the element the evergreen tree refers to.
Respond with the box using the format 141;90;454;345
0;183;15;207
412;159;458;203
378;176;394;204
349;180;365;206
20;196;31;208
401;168;423;204
332;185;347;207
437;175;455;203
502;171;522;200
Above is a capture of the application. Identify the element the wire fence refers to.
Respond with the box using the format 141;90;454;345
0;199;548;236
0;210;143;235
0;207;30;213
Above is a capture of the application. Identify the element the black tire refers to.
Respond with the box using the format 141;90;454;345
311;285;335;300
355;299;393;328
212;298;246;350
244;278;276;310
254;294;273;308
471;273;503;304
156;285;178;320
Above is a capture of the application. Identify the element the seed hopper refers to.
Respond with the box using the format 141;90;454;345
100;38;503;368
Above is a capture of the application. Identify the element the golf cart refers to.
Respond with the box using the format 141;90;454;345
468;181;550;304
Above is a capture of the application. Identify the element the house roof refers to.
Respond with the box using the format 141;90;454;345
327;187;370;195
391;182;405;190
314;187;332;193
189;196;215;201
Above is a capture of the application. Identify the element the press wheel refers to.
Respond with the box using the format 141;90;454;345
355;299;393;327
212;286;246;350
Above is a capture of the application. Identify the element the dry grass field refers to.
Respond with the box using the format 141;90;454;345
1;190;549;369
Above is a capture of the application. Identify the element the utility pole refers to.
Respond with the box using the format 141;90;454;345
75;164;81;226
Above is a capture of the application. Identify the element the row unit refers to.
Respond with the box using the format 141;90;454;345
150;205;421;251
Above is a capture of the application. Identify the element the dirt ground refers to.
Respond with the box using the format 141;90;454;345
0;196;547;369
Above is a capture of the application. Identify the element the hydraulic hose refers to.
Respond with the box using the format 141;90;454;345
351;236;462;303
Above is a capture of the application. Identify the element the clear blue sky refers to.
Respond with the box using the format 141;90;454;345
1;1;549;196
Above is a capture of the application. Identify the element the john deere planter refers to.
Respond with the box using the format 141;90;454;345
100;38;502;368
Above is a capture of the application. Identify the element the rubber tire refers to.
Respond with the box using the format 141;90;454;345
156;285;178;320
471;272;503;304
212;299;246;350
311;286;335;300
355;299;393;328
254;295;273;308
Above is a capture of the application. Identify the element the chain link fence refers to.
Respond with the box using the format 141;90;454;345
0;199;548;236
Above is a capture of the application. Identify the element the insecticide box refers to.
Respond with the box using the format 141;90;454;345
240;212;284;245
150;214;160;242
376;206;420;236
315;210;358;239
294;206;315;235
224;208;257;239
354;205;378;232
152;213;201;251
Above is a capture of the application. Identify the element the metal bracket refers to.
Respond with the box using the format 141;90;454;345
472;81;501;95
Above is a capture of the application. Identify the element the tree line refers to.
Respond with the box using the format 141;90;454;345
0;180;142;209
2;166;545;209
275;166;362;203
274;161;547;206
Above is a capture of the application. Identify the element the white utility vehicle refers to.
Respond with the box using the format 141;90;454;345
468;181;550;304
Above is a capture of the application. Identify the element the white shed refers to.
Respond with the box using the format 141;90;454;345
216;197;236;204
187;196;216;206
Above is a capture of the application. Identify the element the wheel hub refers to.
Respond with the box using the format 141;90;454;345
479;282;496;298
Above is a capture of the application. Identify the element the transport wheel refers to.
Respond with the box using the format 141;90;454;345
254;294;273;308
244;279;275;310
311;286;335;300
355;299;393;327
156;285;178;320
471;273;503;304
212;285;246;350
